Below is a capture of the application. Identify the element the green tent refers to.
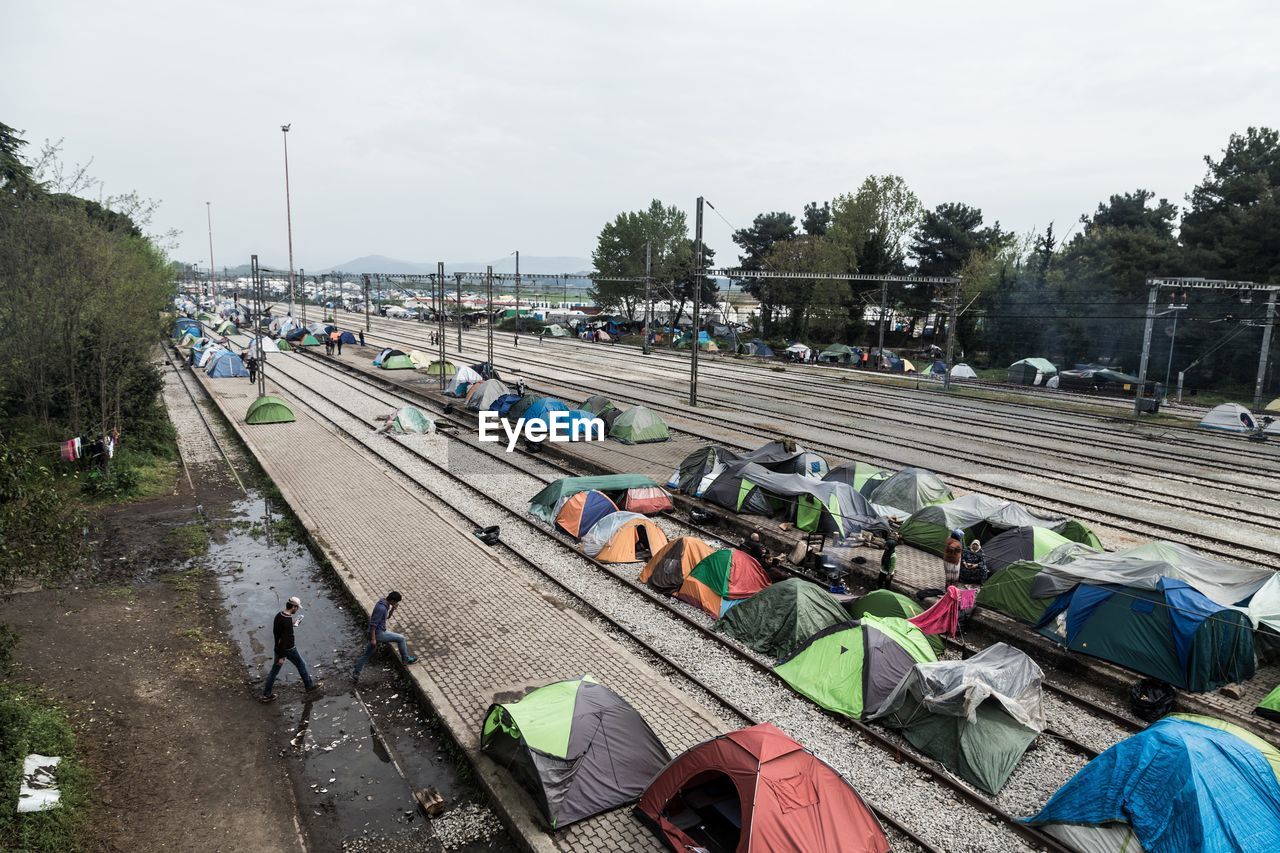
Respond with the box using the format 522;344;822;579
274;339;292;351
870;643;1046;795
545;324;569;337
480;675;670;829
579;395;617;416
824;462;891;498
715;579;848;659
196;311;216;322
1007;357;1057;384
298;333;321;347
1259;684;1280;723
775;615;936;720
215;320;235;335
608;406;669;443
245;395;296;425
974;561;1055;624
866;468;953;515
849;589;942;655
981;525;1083;574
899;494;1101;556
819;343;858;363
382;406;433;434
423;359;455;376
380;354;415;369
527;474;657;522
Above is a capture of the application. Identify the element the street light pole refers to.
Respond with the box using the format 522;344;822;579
454;273;464;354
437;262;447;391
512;250;521;339
486;265;494;365
1161;300;1188;400
643;240;652;356
206;202;217;306
690;196;704;407
281;124;296;319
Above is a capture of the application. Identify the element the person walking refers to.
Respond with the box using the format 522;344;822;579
515;377;526;397
943;528;964;585
358;329;365;347
245;354;259;384
351;591;417;682
324;332;334;356
261;596;322;702
333;329;343;355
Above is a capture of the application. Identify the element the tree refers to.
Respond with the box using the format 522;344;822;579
590;200;689;320
909;202;1012;278
669;243;718;331
732;211;796;334
763;235;847;340
0;122;39;199
828;176;921;275
802;201;831;236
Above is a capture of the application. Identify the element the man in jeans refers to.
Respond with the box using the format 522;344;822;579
351;591;417;682
261;596;322;703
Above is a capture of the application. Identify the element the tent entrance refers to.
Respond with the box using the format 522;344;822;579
661;773;741;853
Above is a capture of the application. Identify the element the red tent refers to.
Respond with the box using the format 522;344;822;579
637;723;889;852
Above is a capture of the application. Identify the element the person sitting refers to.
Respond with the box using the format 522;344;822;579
959;539;988;584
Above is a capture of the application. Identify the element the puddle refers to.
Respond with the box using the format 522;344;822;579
209;494;515;852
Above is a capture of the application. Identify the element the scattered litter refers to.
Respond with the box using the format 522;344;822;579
18;754;62;813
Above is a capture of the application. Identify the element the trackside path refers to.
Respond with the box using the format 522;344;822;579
188;371;727;853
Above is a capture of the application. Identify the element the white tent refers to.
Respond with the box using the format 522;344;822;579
1199;402;1256;433
785;343;811;358
950;363;977;380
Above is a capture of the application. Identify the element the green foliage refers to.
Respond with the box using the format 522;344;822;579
590;199;691;319
0;440;86;593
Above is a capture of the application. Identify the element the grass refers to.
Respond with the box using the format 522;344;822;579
0;684;91;852
158;568;202;610
165;525;209;560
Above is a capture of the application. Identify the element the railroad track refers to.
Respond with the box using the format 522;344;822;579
161;345;247;495
240;342;1086;852
343;321;1280;567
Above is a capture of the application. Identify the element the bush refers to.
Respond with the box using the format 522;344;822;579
0;684;89;851
78;466;139;499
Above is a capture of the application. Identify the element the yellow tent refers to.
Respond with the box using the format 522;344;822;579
1266;398;1280;413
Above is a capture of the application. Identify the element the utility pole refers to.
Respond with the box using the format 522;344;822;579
1133;281;1160;416
454;273;464;353
206;202;217;306
1254;291;1277;411
252;254;266;397
437;262;447;391
513;250;521;340
486;265;494;365
362;274;371;333
643;239;652;355
876;279;889;370
690;196;704;407
942;277;961;391
299;269;306;323
281;124;296;318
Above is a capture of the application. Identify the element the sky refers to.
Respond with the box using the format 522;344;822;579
4;0;1279;273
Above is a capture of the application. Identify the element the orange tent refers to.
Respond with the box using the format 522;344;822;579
580;512;669;563
553;490;619;539
640;536;716;594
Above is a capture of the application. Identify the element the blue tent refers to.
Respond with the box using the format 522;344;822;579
206;351;249;378
338;331;358;344
523;398;598;438
174;318;200;338
284;327;308;342
929;359;947;375
489;393;524;418
554;489;619;539
1026;715;1280;853
747;339;775;357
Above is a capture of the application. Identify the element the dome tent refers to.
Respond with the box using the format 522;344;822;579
380;353;415;370
245;395;295;425
951;363;977;380
674;548;771;618
481;676;670;830
446;364;484;396
553;490;619;539
982;525;1086;574
640;536;717;594
824;461;891;498
716;578;849;659
379;406;434;435
579;512;668;562
466;379;512;411
866;467;953;516
637;723;889;853
1199;402;1257;432
849;589;942;655
608;406;670;444
206;351;249;378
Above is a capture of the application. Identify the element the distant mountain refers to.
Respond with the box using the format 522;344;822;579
317;254;593;276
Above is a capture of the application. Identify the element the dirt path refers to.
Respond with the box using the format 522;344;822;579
1;493;306;853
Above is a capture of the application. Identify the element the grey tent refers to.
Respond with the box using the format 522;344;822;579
867;467;953;515
1007;358;1057;385
899;493;1102;555
669;440;829;497
481;675;670;829
466;378;512;411
703;461;890;538
579;395;617;416
824;461;892;498
869;643;1046;795
716;578;850;658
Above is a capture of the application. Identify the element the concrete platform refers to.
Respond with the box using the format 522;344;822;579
187;364;728;853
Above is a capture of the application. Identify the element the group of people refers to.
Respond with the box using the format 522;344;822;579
943;528;989;584
324;328;345;356
259;590;417;703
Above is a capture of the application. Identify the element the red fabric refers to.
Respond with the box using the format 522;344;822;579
637;723;889;853
623;486;674;514
727;550;771;599
908;585;976;638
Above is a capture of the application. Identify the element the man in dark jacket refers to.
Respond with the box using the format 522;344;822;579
350;591;417;682
261;596;321;702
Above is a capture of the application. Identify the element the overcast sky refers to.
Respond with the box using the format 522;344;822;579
5;0;1278;272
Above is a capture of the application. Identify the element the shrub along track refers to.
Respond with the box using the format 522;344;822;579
344;319;1280;568
227;339;1103;853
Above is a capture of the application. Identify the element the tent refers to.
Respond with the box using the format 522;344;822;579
621;486;673;514
481;675;670;830
982;526;1085;574
505;394;539;422
579;395;617;416
553;490;619;539
379;406;434;435
446;365;484;396
823;462;891;498
898;494;1101;555
928;359;947;376
521;398;600;439
866;467;953;515
849;589;942;655
245;395;296;425
640;536;717;594
1258;684;1280;723
469;361;500;380
214;320;235;335
545;324;569;337
1026;714;1280;853
245;337;279;359
784;343;812;360
595;330;612;343
338;331;358;345
298;333;321;347
670;441;829;498
744;338;775;357
775;616;936;720
206;351;249;378
1199;402;1257;433
423;359;455;376
704;462;890;538
1266;398;1280;414
609;406;670;443
407;349;433;367
819;344;857;363
488;393;524;418
579;511;668;562
870;643;1046;795
466;379;512;411
173;318;200;338
527;474;659;522
636;723;890;853
951;363;978;380
274;339;292;351
675;548;772;618
380;353;415;369
373;347;406;366
284;327;308;342
889;357;917;374
716;579;849;658
1036;578;1255;692
1007;358;1057;385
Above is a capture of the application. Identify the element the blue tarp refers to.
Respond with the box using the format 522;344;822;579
1026;717;1280;853
522;398;597;437
206;352;249;378
338;331;358;344
174;318;200;338
748;339;775;357
489;393;523;418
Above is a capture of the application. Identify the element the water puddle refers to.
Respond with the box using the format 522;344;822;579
208;494;514;852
